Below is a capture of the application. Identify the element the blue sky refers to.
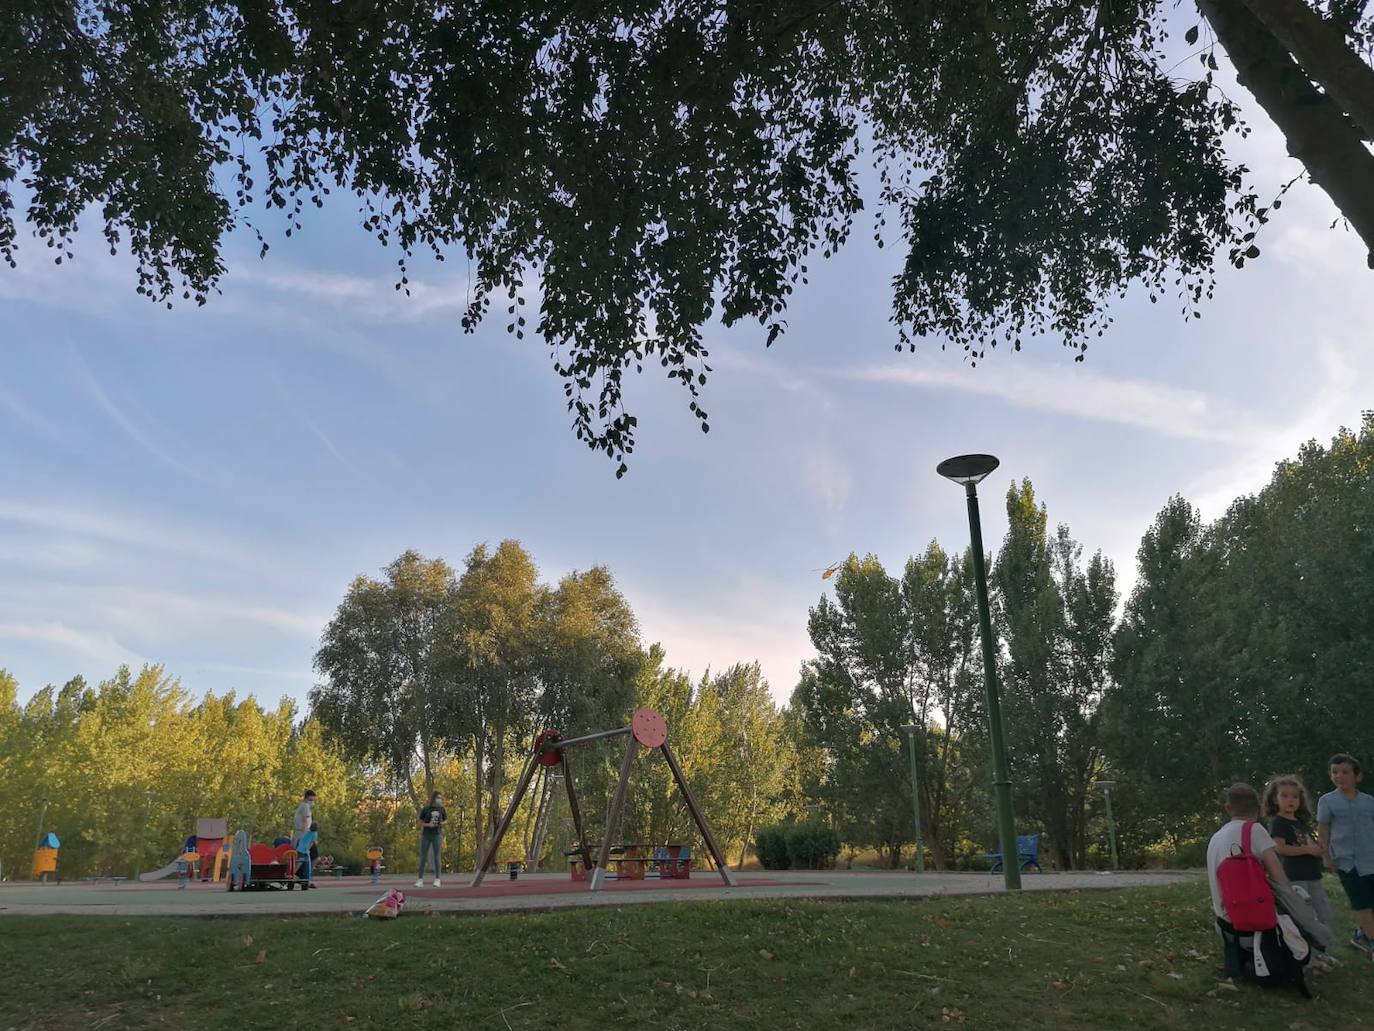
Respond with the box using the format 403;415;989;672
1;87;1369;709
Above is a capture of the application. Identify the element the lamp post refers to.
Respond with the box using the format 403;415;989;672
134;790;154;880
1094;781;1120;871
900;723;926;873
937;453;1020;891
30;798;49;880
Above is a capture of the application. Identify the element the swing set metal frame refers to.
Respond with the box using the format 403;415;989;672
470;707;738;891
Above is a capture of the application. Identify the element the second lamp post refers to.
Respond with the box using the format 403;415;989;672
901;723;925;873
937;453;1021;891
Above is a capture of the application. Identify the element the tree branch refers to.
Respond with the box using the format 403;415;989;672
1200;0;1374;266
1239;0;1374;140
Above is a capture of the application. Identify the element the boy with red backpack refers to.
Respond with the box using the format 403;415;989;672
1208;783;1316;992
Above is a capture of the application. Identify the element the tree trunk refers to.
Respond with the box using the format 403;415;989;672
473;735;485;869
925;824;946;871
1200;0;1374;266
1238;0;1374;141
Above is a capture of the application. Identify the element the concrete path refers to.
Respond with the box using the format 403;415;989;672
0;869;1196;918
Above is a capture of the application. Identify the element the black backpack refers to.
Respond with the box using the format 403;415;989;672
1217;916;1312;998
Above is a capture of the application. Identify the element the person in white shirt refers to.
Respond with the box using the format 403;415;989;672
1207;782;1291;920
293;790;316;839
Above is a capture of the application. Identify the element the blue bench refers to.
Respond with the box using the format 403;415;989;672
985;833;1042;873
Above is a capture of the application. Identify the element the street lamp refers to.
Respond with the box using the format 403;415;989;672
1094;781;1120;871
134;790;154;880
900;724;925;873
937;453;1020;891
30;798;49;881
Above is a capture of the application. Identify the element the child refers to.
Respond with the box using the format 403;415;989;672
368;846;385;885
1263;775;1337;966
1317;753;1374;955
1207;783;1294;981
1208;782;1290;922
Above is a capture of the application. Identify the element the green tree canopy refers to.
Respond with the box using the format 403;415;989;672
312;550;465;807
7;2;1374;471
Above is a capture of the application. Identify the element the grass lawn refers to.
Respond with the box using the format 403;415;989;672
2;883;1370;1029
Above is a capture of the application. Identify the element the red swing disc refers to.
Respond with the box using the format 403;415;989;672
535;729;564;767
631;707;668;748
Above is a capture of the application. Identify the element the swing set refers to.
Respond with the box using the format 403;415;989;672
471;707;738;891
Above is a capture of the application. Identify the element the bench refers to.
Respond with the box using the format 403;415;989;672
985;833;1042;874
652;845;691;879
84;875;127;886
608;844;692;880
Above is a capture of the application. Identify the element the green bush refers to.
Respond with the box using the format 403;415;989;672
786;820;840;870
754;824;791;870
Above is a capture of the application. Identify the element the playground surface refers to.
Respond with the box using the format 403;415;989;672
0;868;1194;917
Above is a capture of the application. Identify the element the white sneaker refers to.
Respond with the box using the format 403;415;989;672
432;878;441;887
414;879;424;887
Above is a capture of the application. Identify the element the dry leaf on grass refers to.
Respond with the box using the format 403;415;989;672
255;950;267;964
758;950;774;960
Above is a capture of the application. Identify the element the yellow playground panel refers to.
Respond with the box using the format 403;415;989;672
32;847;58;878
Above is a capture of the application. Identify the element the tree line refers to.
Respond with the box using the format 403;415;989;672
0;545;795;879
3;417;1371;877
794;416;1374;870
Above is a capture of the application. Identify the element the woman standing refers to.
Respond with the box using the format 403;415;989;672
416;791;447;887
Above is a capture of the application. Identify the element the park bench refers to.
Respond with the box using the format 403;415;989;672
607;844;692;880
567;844;692;880
652;845;691;879
607;844;653;880
985;833;1042;874
84;874;127;886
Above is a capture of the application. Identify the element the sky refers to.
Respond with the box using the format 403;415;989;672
2;70;1370;711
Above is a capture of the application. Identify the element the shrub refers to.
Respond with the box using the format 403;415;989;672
754;824;792;870
786;820;841;870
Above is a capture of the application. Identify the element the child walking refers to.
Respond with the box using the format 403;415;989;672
1263;774;1337;967
1317;753;1374;956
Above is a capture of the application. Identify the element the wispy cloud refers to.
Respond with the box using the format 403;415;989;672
628;574;814;701
99;587;327;640
194;662;314;682
233;263;472;324
0;379;59;437
847;360;1262;444
1188;336;1368;519
0;620;143;667
67;346;210;482
0;499;245;563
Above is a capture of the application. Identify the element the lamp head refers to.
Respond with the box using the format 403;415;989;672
936;454;1000;486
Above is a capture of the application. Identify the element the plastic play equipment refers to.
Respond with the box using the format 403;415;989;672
32;832;60;881
225;837;305;891
471;707;737;892
138;818;228;882
191;818;226;880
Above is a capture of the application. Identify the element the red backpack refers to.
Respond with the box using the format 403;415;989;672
1218;822;1277;932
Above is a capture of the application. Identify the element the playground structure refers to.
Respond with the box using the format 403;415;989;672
225;835;308;890
139;818;227;882
471;707;738;892
32;832;60;881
